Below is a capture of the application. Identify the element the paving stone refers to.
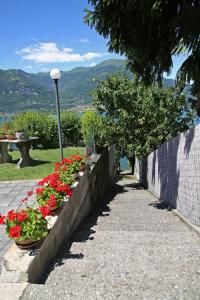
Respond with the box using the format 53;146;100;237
22;178;200;300
0;180;37;273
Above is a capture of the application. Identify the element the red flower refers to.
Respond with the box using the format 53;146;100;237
16;211;27;222
56;186;63;193
0;215;5;225
62;166;67;172
7;210;16;221
39;206;51;218
71;155;82;161
27;190;33;197
36;188;44;195
55;162;62;172
47;195;57;208
62;158;73;164
67;189;73;197
9;225;21;238
20;197;28;203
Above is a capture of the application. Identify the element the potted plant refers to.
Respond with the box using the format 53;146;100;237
0;205;50;249
12;124;28;140
55;156;84;180
71;155;86;171
2;123;16;140
15;131;28;141
5;129;16;140
0;130;5;140
36;173;73;215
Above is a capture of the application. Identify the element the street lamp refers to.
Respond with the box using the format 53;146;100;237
50;68;63;161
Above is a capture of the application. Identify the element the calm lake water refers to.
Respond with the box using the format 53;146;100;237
120;156;131;171
0;115;12;125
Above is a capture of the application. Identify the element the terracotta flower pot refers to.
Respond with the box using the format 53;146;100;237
79;163;86;171
5;134;16;140
0;135;5;140
72;173;79;180
15;238;43;250
49;205;63;216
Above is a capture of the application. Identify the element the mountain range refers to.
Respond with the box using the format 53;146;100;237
0;59;176;113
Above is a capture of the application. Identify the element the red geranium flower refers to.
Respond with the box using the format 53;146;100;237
16;211;27;222
71;155;82;161
39;206;51;218
27;190;33;197
47;195;57;208
7;210;16;221
0;215;5;225
36;188;44;195
56;186;63;193
9;225;21;238
20;197;28;203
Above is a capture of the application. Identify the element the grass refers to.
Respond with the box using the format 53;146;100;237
0;147;85;181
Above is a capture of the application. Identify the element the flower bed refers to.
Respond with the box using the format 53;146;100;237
0;154;86;249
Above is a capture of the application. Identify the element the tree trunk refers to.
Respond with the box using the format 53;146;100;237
129;155;135;174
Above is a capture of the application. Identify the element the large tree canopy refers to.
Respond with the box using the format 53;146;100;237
92;74;195;165
85;0;200;111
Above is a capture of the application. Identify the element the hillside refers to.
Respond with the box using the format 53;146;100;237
0;59;176;113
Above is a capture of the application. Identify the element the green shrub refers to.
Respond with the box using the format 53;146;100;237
11;111;58;148
11;111;83;149
60;111;82;146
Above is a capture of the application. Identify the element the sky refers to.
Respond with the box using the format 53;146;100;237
0;0;187;79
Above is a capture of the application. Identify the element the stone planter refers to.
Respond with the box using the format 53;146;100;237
15;132;27;140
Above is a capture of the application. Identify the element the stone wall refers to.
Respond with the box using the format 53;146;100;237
135;125;200;226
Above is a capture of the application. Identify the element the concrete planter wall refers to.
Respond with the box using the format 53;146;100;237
135;125;200;226
1;146;116;283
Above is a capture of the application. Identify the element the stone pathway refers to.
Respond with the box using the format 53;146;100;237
21;177;200;300
0;180;38;270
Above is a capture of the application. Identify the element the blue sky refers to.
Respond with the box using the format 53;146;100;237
0;0;187;78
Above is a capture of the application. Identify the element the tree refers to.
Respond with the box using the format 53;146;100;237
81;110;105;153
92;74;195;171
85;1;200;113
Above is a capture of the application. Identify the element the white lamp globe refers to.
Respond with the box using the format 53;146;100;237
50;69;61;80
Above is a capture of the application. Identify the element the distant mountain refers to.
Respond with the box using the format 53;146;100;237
0;59;176;113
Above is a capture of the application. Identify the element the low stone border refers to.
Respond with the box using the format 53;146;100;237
0;282;28;300
172;209;200;238
0;146;116;284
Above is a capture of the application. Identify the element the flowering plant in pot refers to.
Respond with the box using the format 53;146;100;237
71;155;86;171
0;205;50;249
36;173;73;214
55;155;86;179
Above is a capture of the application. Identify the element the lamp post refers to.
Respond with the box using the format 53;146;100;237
50;68;63;161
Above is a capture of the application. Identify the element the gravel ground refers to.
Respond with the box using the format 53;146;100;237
22;178;200;300
0;180;38;271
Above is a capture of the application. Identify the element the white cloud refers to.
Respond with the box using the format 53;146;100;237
79;38;90;44
90;62;96;67
16;42;107;63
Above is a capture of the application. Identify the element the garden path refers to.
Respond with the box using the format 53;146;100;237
0;180;37;271
22;177;200;299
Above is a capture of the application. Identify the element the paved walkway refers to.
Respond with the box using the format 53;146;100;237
0;180;38;270
22;178;200;300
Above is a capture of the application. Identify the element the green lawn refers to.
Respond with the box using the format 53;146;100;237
0;147;85;181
